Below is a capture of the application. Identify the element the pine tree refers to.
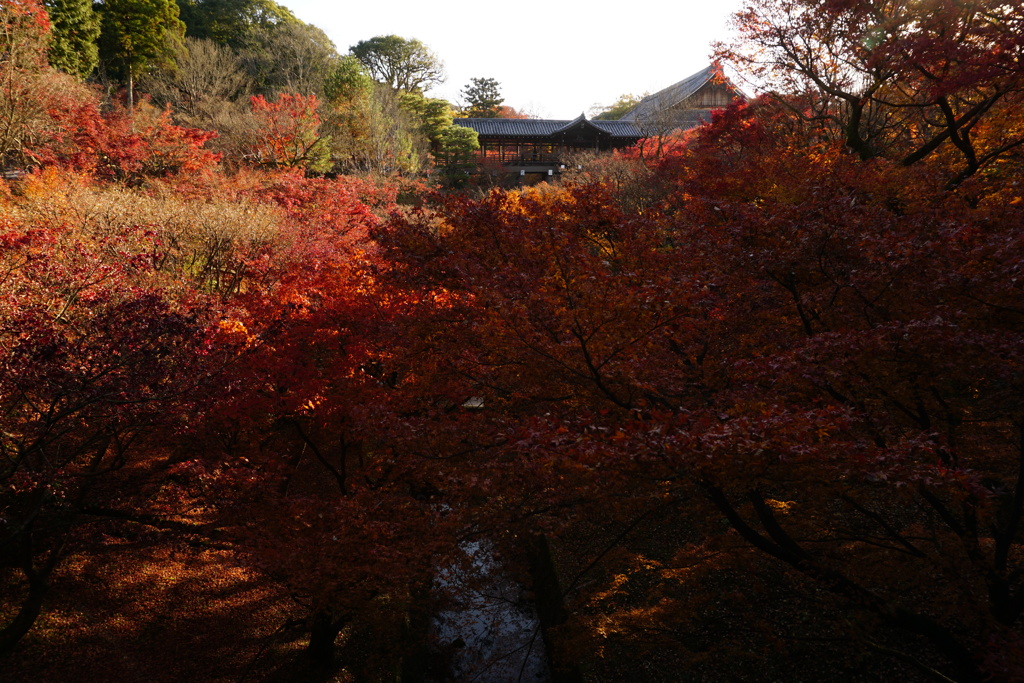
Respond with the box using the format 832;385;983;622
97;0;186;111
44;0;100;77
461;77;503;118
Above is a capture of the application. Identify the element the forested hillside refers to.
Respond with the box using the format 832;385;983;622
5;0;494;179
2;1;1024;681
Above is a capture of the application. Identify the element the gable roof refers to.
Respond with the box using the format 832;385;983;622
619;64;742;123
454;115;645;140
452;66;744;143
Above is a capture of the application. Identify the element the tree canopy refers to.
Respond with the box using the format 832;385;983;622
349;34;445;93
460;76;503;118
591;93;641;120
240;19;338;96
97;0;187;108
176;0;297;48
43;0;100;77
323;54;372;105
7;0;1024;681
716;0;1024;186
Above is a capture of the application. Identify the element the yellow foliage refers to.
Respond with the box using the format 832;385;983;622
765;498;796;512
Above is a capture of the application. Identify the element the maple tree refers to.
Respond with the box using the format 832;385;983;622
3;3;1024;681
0;0;49;71
716;0;1024;187
0;168;414;663
30;98;220;181
121;170;465;667
240;93;329;171
0;210;226;652
371;97;1024;677
493;104;530;119
0;1;220;180
652;108;1024;680
0;0;63;166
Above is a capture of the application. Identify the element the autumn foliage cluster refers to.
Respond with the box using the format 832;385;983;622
3;0;1024;682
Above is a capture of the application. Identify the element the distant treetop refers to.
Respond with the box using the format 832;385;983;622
591;93;642;121
177;0;298;48
349;35;445;93
461;77;504;118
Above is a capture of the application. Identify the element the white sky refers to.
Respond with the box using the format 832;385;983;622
281;0;747;119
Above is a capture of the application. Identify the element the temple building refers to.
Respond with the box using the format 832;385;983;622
619;64;746;132
452;65;745;178
451;115;645;177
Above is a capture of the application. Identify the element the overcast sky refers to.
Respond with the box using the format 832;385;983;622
281;0;748;119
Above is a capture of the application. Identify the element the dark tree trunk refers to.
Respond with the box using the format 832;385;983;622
0;571;48;654
306;610;343;668
127;65;134;116
0;531;63;655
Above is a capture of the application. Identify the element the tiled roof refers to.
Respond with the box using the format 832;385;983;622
591;120;650;138
454;116;645;140
620;64;736;123
452;66;740;142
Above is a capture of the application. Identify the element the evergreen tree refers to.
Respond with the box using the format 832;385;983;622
433;124;478;185
97;0;186;111
323;55;372;105
460;77;503;118
176;0;296;49
44;0;100;77
399;91;452;144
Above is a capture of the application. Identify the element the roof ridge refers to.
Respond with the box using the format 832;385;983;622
453;117;645;139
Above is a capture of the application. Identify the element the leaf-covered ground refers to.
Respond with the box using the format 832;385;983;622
544;509;936;682
2;530;307;683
